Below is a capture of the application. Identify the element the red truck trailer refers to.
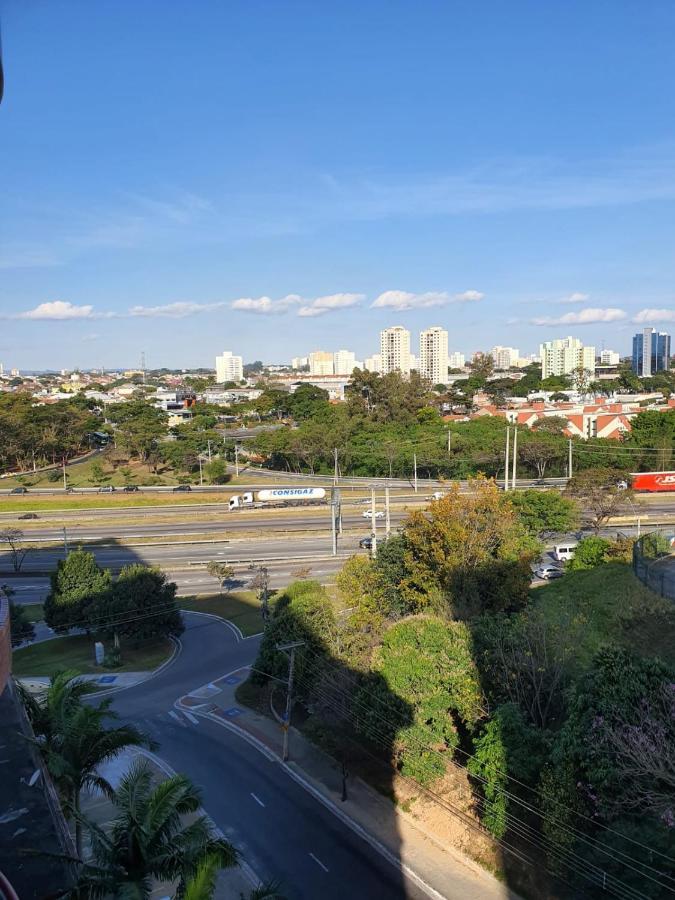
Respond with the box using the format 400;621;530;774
630;471;675;492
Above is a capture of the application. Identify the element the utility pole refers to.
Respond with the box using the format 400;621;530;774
511;426;518;491
234;444;240;477
333;448;339;486
413;453;418;493
330;487;340;556
277;641;305;761
207;440;212;462
62;459;68;491
370;487;378;559
447;430;452;452
504;427;511;491
198;456;204;486
568;438;573;480
385;485;391;538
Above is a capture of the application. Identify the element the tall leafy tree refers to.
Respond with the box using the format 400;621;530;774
44;549;112;633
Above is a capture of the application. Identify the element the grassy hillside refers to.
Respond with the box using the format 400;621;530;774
532;562;675;669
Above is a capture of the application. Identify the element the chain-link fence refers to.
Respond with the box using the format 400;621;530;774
633;529;675;600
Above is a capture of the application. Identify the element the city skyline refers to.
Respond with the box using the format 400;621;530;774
3;2;675;369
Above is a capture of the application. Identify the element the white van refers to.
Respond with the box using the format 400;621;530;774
553;543;577;562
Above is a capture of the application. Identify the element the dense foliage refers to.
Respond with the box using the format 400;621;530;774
0;393;100;473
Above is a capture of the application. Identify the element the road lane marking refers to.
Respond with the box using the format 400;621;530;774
182;710;199;725
168;710;186;726
309;852;329;872
250;792;265;807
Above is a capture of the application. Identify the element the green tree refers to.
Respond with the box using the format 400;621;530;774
204;458;229;484
74;760;237;896
567;535;611;570
358;616;483;785
87;564;183;642
206;561;235;589
401;478;539;617
509;490;579;536
468;716;508;838
21;671;153;857
0;527;31;572
107;400;168;461
90;458;108;485
44;549;112;633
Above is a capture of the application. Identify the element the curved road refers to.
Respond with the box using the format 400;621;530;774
110;613;428;899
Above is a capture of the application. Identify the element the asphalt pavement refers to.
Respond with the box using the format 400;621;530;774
109;613;430;900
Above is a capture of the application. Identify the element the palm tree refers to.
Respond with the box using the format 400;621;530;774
74;760;237;898
21;670;154;857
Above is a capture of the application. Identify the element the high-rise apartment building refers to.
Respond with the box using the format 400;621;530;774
632;328;671;377
215;350;243;383
539;337;596;379
333;350;358;375
448;352;466;369
419;326;449;384
291;356;308;370
600;349;620;366
364;354;382;373
380;326;411;375
491;346;520;370
308;351;335;376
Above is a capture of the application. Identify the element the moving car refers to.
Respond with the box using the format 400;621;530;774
359;536;373;549
98;485;116;493
19;512;38;520
10;487;28;494
362;509;385;519
173;484;192;492
123;485;139;492
535;565;564;580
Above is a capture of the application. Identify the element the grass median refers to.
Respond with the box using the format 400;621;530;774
11;634;174;678
180;590;264;636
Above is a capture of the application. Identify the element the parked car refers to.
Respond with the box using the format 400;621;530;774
98;485;116;493
123;485;139;492
362;509;385;519
10;487;28;494
359;536;373;549
19;512;39;520
535;565;564;580
173;484;192;492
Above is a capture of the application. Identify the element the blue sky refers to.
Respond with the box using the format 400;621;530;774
1;0;675;371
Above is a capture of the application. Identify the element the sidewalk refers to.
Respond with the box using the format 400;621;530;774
179;667;520;900
79;747;259;899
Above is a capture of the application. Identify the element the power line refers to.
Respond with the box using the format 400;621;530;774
298;646;675;872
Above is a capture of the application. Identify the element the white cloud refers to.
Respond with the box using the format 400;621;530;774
371;289;483;310
633;308;675;323
561;292;589;304
128;301;226;318
15;301;94;320
231;294;302;315
531;307;627;326
297;292;364;317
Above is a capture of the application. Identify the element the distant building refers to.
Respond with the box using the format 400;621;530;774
420;326;449;384
539;337;596;379
448;351;466;369
308;351;335;376
364;353;382;373
380;326;411;375
333;349;358;375
632;328;671;377
600;349;620;365
291;356;308;370
491;346;520;370
215;350;243;383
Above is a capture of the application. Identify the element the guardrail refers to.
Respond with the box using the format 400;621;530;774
633;529;675;600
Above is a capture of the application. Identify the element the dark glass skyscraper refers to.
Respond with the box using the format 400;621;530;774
632;327;671;377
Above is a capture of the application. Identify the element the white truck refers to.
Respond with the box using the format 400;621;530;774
228;486;327;510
